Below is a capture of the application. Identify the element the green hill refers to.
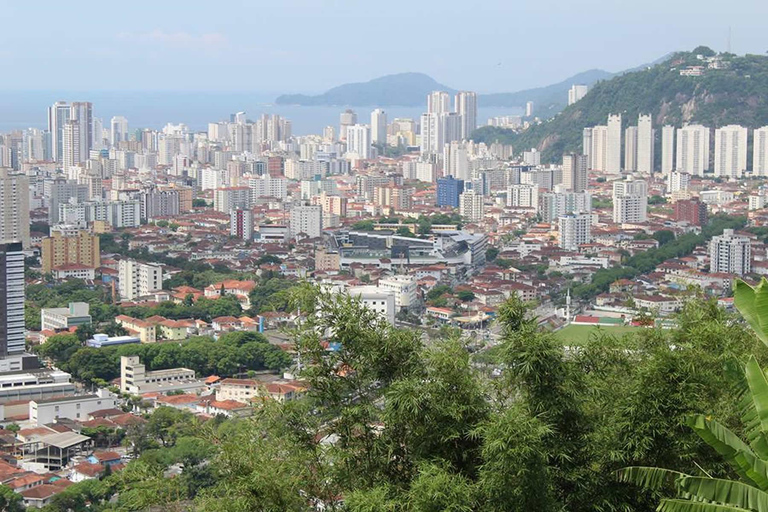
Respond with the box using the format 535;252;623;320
471;47;768;163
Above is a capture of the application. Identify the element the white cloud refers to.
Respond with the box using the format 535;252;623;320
117;30;229;49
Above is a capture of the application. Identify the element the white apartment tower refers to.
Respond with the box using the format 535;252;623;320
62;120;81;171
346;124;372;159
624;126;638;172
507;184;539;209
371;109;387;146
754;126;768;176
661;125;675;175
613;175;648;223
568;85;588;105
118;259;164;301
455;91;478;140
667;171;691;193
606;114;622;174
290;205;323;238
710;229;751;275
676;125;710;176
427;91;451;114
637;114;654;175
459;190;484;222
559;213;591;251
0;169;30;248
714;125;748;178
589;125;607;171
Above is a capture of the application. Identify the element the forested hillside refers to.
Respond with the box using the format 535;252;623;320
472;47;768;162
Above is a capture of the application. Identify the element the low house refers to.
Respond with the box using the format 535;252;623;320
20;484;63;509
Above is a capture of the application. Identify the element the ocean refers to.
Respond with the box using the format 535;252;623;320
0;90;523;136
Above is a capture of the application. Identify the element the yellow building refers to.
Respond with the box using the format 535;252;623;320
115;315;157;343
42;231;101;274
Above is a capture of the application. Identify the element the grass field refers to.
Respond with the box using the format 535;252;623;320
554;324;643;345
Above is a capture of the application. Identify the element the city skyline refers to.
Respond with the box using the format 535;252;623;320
0;0;765;93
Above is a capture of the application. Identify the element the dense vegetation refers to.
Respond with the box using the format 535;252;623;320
27;285;768;511
472;48;768;162
35;331;290;385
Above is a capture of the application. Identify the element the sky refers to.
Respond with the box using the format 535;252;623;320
0;0;766;95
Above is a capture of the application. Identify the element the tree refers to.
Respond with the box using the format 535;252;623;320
192;198;208;207
76;323;96;342
0;485;23;512
652;230;675;245
457;290;475;302
619;277;768;509
486;247;500;262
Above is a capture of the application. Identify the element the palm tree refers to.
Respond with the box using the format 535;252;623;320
618;278;768;511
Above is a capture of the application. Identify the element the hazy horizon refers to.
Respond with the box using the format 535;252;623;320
1;0;765;94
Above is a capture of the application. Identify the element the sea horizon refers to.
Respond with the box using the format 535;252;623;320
0;90;523;136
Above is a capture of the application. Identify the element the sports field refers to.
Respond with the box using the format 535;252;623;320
555;324;643;345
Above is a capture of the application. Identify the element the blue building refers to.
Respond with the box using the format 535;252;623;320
436;176;464;207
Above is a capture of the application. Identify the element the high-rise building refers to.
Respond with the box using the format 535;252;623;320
290;205;323;238
143;189;180;219
568;85;589;105
346;124;372;159
339;110;357;140
582;128;593;169
444;141;470;181
62;120;81;171
47;178;91;224
637;114;655;175
613;175;647;223
507;184;539;209
214;187;251;213
110;116;129;146
559;213;591;251
667;171;691;193
459;190;484;222
624;126;638;172
427;91;451;114
661;125;675;175
525;101;534;117
0;242;25;357
561;153;588;192
70;101;92;159
714;124;748;178
710;229;751;275
370;109;387;146
118;259;164;301
538;191;591;222
41;231;101;274
230;209;254;240
590;125;607;171
0;169;30;248
674;198;707;226
48;101;71;162
754;126;768;177
455;91;477;139
606;114;622;174
420;112;460;155
436;176;464;207
676;125;710;176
